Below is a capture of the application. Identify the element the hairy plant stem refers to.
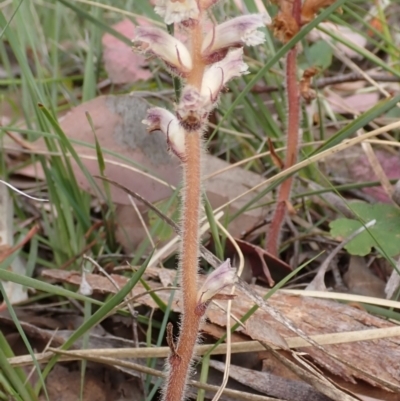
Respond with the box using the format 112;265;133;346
267;0;302;257
163;15;206;401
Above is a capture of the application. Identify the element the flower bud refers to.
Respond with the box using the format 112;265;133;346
142;107;186;160
133;26;192;76
202;14;270;63
176;86;209;131
154;0;200;25
197;259;237;304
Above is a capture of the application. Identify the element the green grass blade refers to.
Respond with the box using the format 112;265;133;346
36;255;151;392
56;0;132;45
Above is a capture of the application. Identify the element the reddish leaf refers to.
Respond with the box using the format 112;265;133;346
102;19;151;84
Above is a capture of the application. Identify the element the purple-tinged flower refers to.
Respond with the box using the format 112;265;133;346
133;26;192;75
142;107;186;159
197;259;237;304
176;86;209;131
175;50;248;128
154;0;200;25
201;48;249;103
202;14;270;63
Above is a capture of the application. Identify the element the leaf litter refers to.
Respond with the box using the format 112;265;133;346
4;3;400;400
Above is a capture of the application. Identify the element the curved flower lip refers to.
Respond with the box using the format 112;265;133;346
133;26;192;74
154;0;200;25
142;107;186;159
201;48;249;103
197;259;237;304
202;14;270;63
175;49;248;128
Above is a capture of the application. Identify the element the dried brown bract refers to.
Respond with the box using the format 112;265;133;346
300;66;319;103
271;12;299;43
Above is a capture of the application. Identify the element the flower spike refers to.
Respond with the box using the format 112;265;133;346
133;26;192;76
202;14;270;63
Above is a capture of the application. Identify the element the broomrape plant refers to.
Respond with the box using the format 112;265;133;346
133;1;271;400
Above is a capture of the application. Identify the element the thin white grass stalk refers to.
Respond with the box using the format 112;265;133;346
206;132;400;183
127;194;157;250
0;180;48;202
283;289;400;309
6;150;176;190
212;120;400;215
327;40;391;98
71;0;164;26
204;141;326;179
148;211;224;267
10;324;400;367
212;220;244;401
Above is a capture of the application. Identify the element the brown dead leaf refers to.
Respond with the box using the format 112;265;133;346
267;138;284;170
42;267;400;389
326;91;380;114
350;149;400;203
344;256;386;298
308;22;367;59
39;364;143;401
19;95;270;250
223;236;292;285
323;146;400;204
210;359;332;401
102;19;151;84
39;365;110;401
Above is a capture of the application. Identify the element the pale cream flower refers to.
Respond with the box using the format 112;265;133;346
154;0;200;24
133;26;192;75
201;48;249;103
175;49;248;129
202;14;270;62
197;259;237;304
142;107;186;159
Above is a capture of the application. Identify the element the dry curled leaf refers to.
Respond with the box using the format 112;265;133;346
272;12;299;43
300;66;318;103
42;266;400;389
268;138;284;170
